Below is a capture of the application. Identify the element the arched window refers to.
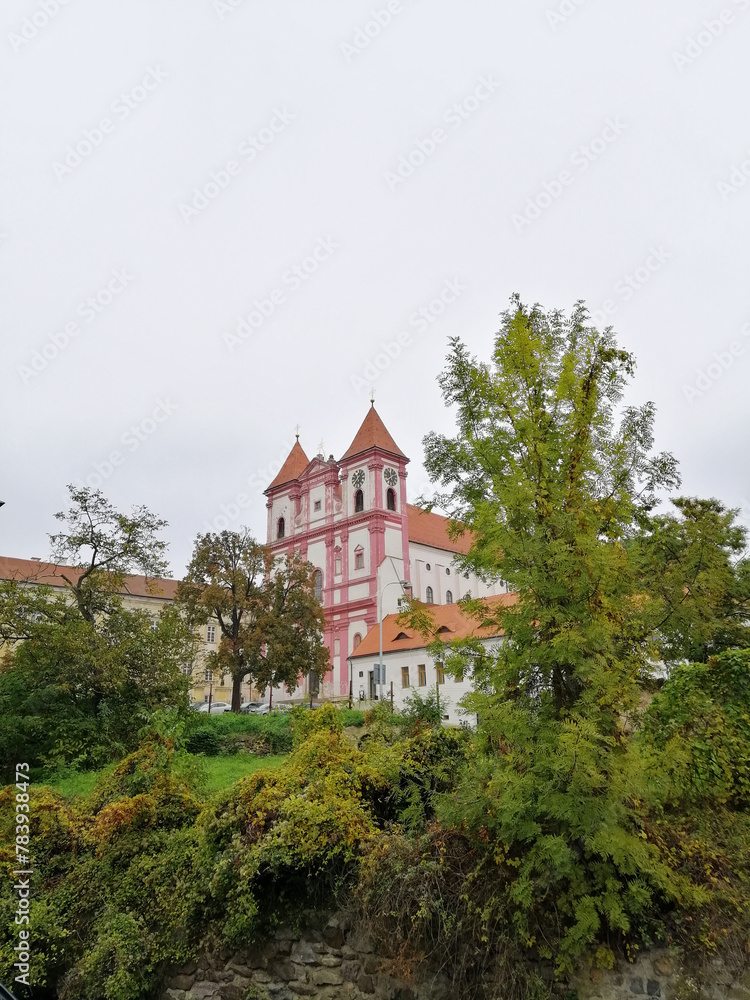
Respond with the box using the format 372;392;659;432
313;569;323;602
386;488;396;511
354;489;364;513
277;517;285;539
445;590;453;604
354;546;365;570
353;632;362;649
425;586;434;604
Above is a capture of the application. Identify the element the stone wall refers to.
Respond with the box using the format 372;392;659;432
160;914;750;1000
159;912;444;1000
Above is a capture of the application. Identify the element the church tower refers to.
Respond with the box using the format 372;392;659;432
264;406;411;698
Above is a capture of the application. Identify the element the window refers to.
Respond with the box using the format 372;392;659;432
354;546;364;570
386;488;396;511
277;517;285;539
206;625;216;644
445;590;453;604
334;547;342;575
464;572;470;579
182;664;193;677
353;632;362;649
314;500;321;512
425;563;431;571
435;664;444;685
418;664;426;687
204;668;214;683
354;489;364;512
425;586;434;604
313;569;323;602
401;666;410;688
446;567;451;575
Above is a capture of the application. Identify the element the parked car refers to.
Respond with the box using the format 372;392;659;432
239;701;264;715
197;701;231;714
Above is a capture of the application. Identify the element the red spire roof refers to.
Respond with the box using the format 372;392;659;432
266;440;311;491
340;405;408;463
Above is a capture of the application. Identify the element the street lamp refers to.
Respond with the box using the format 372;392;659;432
378;578;411;704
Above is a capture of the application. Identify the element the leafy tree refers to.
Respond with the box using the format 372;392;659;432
178;530;328;711
49;485;171;622
630;497;750;668
0;489;194;770
407;296;694;962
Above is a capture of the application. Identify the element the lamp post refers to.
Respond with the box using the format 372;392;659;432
378;578;411;704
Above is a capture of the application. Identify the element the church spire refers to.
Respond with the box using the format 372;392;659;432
265;439;311;492
339;406;408;463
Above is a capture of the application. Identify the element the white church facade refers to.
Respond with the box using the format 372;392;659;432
264;405;508;700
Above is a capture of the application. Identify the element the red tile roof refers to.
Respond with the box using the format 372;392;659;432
350;591;517;657
340;406;407;462
406;504;472;555
0;556;178;600
266;440;311;492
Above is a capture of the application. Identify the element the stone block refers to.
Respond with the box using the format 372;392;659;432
270;960;297;982
363;956;381;976
631;978;645;995
290;943;319;965
590;969;604;984
647;980;661;996
653;957;674;977
727;991;750;1000
323;921;345;949
311;966;345;986
358;974;375;994
342;961;361;982
166;976;195;991
319;954;342;968
289;982;317;997
217;986;247;1000
341;945;358;959
163;991;186;1000
190;983;222;999
349;933;376;954
253;970;273;984
274;926;297;942
183;962;198;976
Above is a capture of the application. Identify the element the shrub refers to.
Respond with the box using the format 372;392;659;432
642;648;750;809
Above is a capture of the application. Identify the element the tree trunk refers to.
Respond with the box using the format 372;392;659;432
231;672;243;712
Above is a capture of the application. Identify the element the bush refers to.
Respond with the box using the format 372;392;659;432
186;712;294;755
642;648;750;808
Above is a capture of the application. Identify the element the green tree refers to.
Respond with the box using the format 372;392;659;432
408;296;693;962
630;497;750;668
178;530;328;711
0;488;194;770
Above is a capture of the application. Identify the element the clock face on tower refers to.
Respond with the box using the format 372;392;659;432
384;467;398;487
351;469;365;489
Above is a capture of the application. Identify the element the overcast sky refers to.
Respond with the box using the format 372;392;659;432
3;0;750;576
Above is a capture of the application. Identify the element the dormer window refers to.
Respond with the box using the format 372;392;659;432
386;488;396;511
277;517;285;539
354;489;364;513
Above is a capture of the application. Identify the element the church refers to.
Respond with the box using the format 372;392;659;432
264;405;507;700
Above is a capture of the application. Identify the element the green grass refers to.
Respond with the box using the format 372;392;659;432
36;753;288;801
200;753;287;793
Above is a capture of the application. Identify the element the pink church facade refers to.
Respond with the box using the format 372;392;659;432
264;406;507;701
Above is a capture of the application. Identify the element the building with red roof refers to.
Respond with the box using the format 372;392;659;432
265;405;508;701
